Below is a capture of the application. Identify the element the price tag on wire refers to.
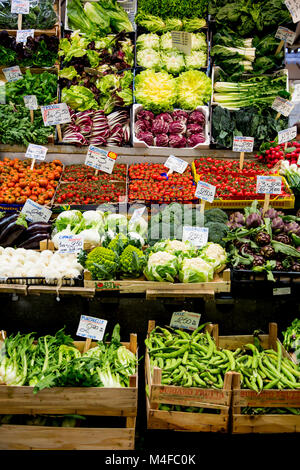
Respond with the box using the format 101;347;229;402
275;26;296;45
171;31;192;54
130;206;146;223
76;315;107;341
195;180;216;203
11;0;30;14
256;175;282;194
16;29;34;44
271;96;295;117
164;155;189;175
85;146;117;174
25;144;48;161
278;126;297;145
41;103;71;126
23;95;38;110
21;198;52;223
284;0;300;23
3;66;22;82
182;225;208;248
58;234;84;254
232;136;254;153
170;311;201;331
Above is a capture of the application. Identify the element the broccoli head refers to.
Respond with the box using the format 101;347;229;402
86;247;119;280
119;245;147;278
204;208;228;225
108;233;129;255
204;221;229;247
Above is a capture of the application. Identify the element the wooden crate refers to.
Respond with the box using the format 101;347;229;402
224;323;300;434
0;333;138;450
145;320;233;433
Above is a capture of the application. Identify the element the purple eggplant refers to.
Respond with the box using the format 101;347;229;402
25;222;51;236
0;214;28;247
0;213;19;234
18;233;50;249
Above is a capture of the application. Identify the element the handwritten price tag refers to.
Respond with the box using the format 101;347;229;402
76;315;107;341
58;235;84;254
25;144;48;161
11;0;29;14
271;96;295;117
16;29;34;44
195;180;216;203
3;66;22;82
232;136;254;153
164;155;188;174
284;0;300;22
21;198;52;223
85;146;117;174
41;103;71;126
275;26;296;45
171;31;192;54
23;95;38;110
130;206;146;223
170;311;201;331
278;126;297;144
273;287;291;295
256;175;282;194
182;226;208;248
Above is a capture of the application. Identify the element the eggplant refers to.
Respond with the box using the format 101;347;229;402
25;222;51;236
18;233;50;249
0;213;19;234
0;214;28;247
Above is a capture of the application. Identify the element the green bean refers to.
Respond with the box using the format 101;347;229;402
276;341;282;373
183;373;193;387
224;349;235;370
175;329;191;340
161;344;189;358
232;348;242;357
193;373;207;387
182;350;189;365
264;378;280;390
191;323;209;338
164;358;182;371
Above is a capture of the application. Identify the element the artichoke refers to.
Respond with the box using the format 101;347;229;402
239;244;254;255
246;213;263;228
271;217;284;233
274;233;291;245
252;255;264;267
260;245;275;259
291;262;300;272
255;232;271;246
284;222;300;236
261;208;278;219
275;261;284;271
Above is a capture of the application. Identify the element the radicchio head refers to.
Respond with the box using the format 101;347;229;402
169;134;187;148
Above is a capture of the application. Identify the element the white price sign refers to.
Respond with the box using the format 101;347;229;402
3;66;22;82
195;180;216;203
256;175;282;194
16;29;34;44
164;155;188;174
284;0;300;22
21;198;52;223
232;136;254;153
130;206;146;223
171;31;192;54
278;126;297;144
273;287;291;296
76;315;107;341
23;95;38;110
85;146;117;174
58;235;84;254
11;0;30;14
41;103;71;126
275;26;296;45
271;96;295;117
170;311;201;331
25;144;48;161
182;226;208;248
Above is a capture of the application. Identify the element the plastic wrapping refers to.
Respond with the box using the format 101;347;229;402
0;0;57;30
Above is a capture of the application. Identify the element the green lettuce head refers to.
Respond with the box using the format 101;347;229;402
134;70;177;113
161;51;185;75
137;49;161;71
185;50;207;70
199;243;227;273
144;251;178;282
176;70;212;110
179;257;214;283
136;33;160;50
61;86;98;111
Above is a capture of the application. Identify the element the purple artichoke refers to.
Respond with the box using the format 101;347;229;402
284;222;300;235
260;245;275;259
252;255;265;267
255;232;271;246
239;244;254;255
291;262;300;272
275;261;284;271
274;233;291;245
271;217;285;233
246;213;263;228
261;208;278;219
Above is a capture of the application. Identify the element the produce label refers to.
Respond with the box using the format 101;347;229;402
278;126;297;144
3;66;22;82
275;26;296;44
273;287;291;295
271;96;295;117
41;103;71;126
21;198;52;223
256;175;282;194
23;94;38;110
58;234;84;254
234;389;300;406
25;144;48;161
195;180;216;203
130;206;146;223
16;29;34;44
171;31;192;55
164;155;189;174
76;315;107;341
85;146;117;174
154;386;229;403
292;83;300;102
170;311;201;331
284;0;300;22
11;0;30;14
95;281;120;290
182;225;208;247
232;136;254;153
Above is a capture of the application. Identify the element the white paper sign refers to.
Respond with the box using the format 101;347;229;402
76;315;107;341
275;26;296;45
284;0;300;23
11;0;30;14
271;96;295;117
195;180;216;203
85;146;117;174
170;311;201;331
21;198;52;222
171;31;192;54
16;29;34;44
182;225;208;247
58;235;84;254
273;287;291;295
41;103;71;126
278;126;297;144
164;155;189;174
25;144;48;161
130;206;146;223
23;95;38;110
256;176;282;194
3;66;22;82
232;136;254;153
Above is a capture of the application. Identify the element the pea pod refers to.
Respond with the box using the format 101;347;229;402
224;349;235;370
264;378;280;390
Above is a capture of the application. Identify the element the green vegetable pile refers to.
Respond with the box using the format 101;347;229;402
138;0;209;20
282;319;300;363
4;70;57;106
0;325;136;392
0;0;57;30
135;12;206;33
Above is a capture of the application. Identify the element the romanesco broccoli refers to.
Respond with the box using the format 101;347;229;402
86;247;119;280
119;245;147;278
108;233;129;255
